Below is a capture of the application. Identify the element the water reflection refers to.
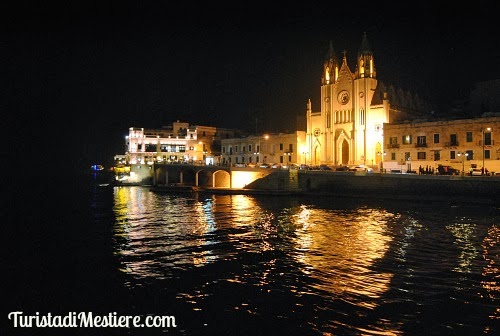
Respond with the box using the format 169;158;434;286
109;187;499;335
192;196;218;266
113;187;213;278
291;206;394;305
481;224;500;327
446;221;479;274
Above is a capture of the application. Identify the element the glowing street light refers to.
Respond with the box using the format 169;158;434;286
457;151;468;176
481;127;491;175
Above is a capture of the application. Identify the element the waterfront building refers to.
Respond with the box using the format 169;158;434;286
115;35;499;180
305;33;434;168
220;131;306;167
121;120;243;166
383;115;500;174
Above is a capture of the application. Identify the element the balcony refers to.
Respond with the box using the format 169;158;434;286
479;140;494;146
445;141;459;147
387;143;399;148
415;143;427;148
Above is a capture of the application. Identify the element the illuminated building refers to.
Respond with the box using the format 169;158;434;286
383;116;499;174
122;121;241;166
306;33;433;168
116;35;499;180
220;131;306;167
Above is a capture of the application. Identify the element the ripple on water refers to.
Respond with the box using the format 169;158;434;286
109;188;499;335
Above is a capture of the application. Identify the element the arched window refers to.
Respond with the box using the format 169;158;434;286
360;109;365;125
326;111;331;128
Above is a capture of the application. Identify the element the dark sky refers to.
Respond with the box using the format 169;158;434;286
4;2;499;167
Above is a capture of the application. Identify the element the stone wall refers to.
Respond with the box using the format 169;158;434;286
248;170;499;204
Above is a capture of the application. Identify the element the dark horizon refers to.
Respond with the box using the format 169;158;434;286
4;2;500;168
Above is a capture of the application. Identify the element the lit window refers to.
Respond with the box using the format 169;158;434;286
402;135;412;144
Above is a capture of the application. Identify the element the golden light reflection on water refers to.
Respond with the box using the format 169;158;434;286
191;196;218;266
104;187;497;335
291;206;395;305
113;187;226;278
112;189;398;308
112;190;275;279
446;221;479;274
395;216;422;262
481;224;499;323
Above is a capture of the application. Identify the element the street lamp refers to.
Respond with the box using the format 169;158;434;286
302;151;308;165
263;134;269;163
458;151;468;176
482;127;491;175
377;151;386;173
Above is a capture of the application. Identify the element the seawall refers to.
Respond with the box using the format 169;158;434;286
247;171;500;205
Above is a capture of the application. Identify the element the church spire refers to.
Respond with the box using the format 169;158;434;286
359;32;372;54
356;32;376;79
322;41;339;85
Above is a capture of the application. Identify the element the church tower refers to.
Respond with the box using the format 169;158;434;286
305;33;389;168
322;41;339;85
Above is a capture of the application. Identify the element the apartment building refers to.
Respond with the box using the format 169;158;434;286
383;116;499;174
221;131;306;167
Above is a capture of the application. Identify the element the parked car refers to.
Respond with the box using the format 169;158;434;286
234;163;246;167
271;163;282;169
259;163;271;168
318;164;332;170
247;163;257;168
349;165;373;172
335;165;349;171
299;164;312;170
437;165;459;175
469;168;483;176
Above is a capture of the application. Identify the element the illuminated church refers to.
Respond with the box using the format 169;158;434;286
305;33;432;167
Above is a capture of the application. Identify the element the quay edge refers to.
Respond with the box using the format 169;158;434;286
146;169;499;205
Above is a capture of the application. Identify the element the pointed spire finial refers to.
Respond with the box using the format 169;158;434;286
325;40;335;60
359;33;372;54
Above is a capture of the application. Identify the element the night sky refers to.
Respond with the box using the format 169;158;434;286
4;2;499;169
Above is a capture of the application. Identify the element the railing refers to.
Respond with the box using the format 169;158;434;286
445;141;459;147
479;140;494;146
387;143;399;148
415;143;427;148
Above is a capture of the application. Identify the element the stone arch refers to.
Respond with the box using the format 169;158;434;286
341;140;349;165
336;131;351;165
213;170;230;188
195;170;213;187
375;142;382;165
312;138;321;166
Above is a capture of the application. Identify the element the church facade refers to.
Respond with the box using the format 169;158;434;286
305;33;430;168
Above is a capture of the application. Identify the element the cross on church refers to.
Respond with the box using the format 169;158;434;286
342;50;347;59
